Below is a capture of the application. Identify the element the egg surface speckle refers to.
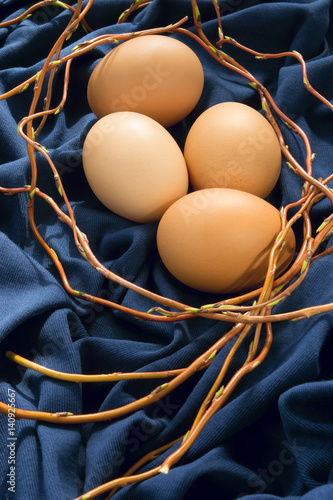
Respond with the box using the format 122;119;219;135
184;102;281;199
156;188;295;294
87;35;204;128
82;112;189;223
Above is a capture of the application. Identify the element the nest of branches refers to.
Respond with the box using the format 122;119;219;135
1;1;333;499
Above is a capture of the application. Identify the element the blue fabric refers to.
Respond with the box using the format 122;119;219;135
0;0;333;499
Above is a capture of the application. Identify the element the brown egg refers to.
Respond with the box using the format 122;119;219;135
184;102;281;199
82;112;189;223
156;188;295;294
87;35;204;128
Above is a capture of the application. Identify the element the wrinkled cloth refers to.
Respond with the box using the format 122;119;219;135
0;1;333;499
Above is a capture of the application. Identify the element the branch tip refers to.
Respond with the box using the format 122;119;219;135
52;0;69;8
159;465;169;475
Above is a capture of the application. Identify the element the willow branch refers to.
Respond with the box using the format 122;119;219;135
159;319;273;474
0;324;244;424
5;351;185;382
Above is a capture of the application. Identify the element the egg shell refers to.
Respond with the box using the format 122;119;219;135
87;34;204;128
156;188;296;294
82;112;189;223
184;102;282;199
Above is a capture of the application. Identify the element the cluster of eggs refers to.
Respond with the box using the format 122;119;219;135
82;35;296;295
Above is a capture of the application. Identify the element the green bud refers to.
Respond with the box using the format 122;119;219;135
81;494;91;500
50;248;58;259
209;45;219;55
284;121;294;131
301;260;308;273
39;144;49;154
80;22;89;34
215;385;224;399
182;431;190;442
206;350;217;362
316;220;329;233
20;83;29;92
118;11;126;23
261;99;268;114
286;161;296;171
56;184;63;197
17;120;23;135
195;5;201;22
267;298;283;308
